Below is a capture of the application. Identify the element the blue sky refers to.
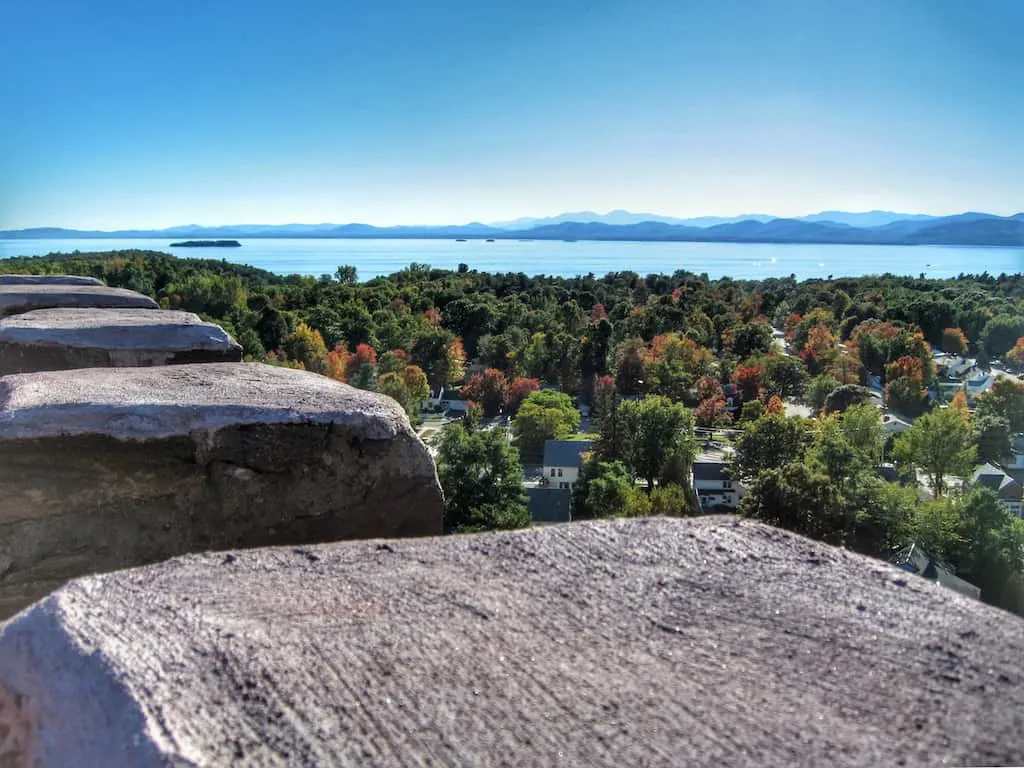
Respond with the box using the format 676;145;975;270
2;0;1022;228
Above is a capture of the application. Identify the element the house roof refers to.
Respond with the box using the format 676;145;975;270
692;461;730;482
883;413;912;427
973;462;1023;500
526;488;572;524
890;543;981;600
543;440;592;468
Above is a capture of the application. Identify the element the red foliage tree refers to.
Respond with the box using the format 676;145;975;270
504;376;541;414
695;397;733;427
349;343;378;369
696;375;724;401
731;364;764;402
462;368;508;417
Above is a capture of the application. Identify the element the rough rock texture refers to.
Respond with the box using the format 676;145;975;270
0;363;442;619
0;284;158;316
0;274;104;286
0;308;242;374
1;517;1021;768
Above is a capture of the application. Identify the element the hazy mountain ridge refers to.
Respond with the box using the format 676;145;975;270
2;212;1022;247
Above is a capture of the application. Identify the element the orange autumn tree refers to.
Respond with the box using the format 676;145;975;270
764;394;785;415
941;327;969;356
950;390;969;413
829;347;864;385
1007;337;1024;368
645;333;714;401
282;322;328;374
325;342;350;382
885;355;928;416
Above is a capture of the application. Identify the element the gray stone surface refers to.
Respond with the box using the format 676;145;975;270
1;517;1021;767
0;284;158;316
0;308;242;374
0;274;104;286
0;363;442;618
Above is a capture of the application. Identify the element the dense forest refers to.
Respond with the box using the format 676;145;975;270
4;249;1024;613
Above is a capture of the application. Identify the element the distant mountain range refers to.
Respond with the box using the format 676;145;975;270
492;209;940;229
3;211;1023;247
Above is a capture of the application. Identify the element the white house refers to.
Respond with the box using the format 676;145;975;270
882;413;913;436
1004;435;1024;472
972;463;1024;518
691;461;744;510
542;439;593;490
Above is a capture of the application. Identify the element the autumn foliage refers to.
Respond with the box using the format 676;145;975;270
504;376;541;414
732;364;764;402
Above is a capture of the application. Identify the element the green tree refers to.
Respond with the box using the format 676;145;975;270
726;321;773;359
513;390;580;454
335;265;358;285
739;399;764;422
909;496;963;562
892;407;976;497
841;403;886;466
731;413;811;483
974;378;1024;432
437;422;529;532
807;415;866;490
574;458;634;519
824;384;872;414
738;462;853;546
593;376;629;462
981;314;1024;358
806;373;840;413
952;488;1024;608
974;414;1012;464
620;395;697;492
761;354;809;399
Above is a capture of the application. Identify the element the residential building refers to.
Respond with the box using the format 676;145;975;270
890;543;981;600
526;487;572;524
1004;435;1024;472
882;413;912;436
933;351;977;380
542;439;593;490
691;461;743;511
972;463;1024;517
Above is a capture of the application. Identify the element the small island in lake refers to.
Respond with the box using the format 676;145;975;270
169;240;242;248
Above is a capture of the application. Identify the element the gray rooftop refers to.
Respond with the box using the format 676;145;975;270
973;462;1023;500
692;461;731;482
526;487;572;523
543;439;593;467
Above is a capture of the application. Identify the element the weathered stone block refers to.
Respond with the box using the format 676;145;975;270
0;363;442;618
0;284;158;316
0;517;1022;767
0;308;242;374
0;274;104;286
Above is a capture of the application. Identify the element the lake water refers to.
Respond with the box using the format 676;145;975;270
1;238;1021;281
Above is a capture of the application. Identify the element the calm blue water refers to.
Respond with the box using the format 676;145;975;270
1;238;1020;281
